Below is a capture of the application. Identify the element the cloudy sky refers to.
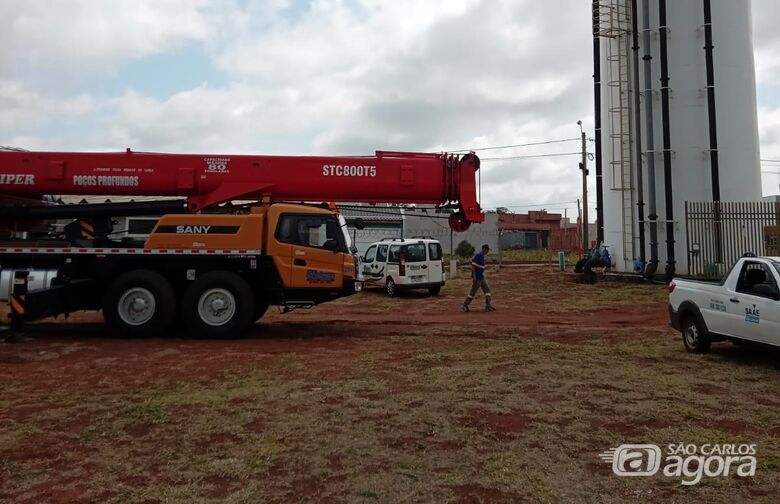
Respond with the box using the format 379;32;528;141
2;0;779;219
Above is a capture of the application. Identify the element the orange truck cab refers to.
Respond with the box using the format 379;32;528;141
1;203;360;338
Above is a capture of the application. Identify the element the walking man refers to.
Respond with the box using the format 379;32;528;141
462;244;496;312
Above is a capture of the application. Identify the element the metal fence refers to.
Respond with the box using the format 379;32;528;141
686;201;780;278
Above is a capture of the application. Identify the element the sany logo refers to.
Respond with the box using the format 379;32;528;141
600;443;757;485
176;225;211;234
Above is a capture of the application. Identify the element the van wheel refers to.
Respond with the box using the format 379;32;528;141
182;271;254;338
254;300;270;322
681;316;711;354
428;286;441;296
104;269;175;337
386;278;397;297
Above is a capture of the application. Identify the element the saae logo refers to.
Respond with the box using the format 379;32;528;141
600;443;757;486
745;304;760;324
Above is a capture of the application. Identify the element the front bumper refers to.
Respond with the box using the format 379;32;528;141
346;278;363;294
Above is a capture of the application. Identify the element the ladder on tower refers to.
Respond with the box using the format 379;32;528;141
597;0;636;264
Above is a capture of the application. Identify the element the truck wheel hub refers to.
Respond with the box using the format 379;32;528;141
118;288;156;326
198;288;236;326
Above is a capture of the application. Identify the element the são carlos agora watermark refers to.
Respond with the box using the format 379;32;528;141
599;443;757;486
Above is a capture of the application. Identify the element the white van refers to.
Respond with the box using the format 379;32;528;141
361;238;445;296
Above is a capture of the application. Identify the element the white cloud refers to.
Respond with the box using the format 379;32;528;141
752;0;780;84
0;0;777;212
0;0;213;89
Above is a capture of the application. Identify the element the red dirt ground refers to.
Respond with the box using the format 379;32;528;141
0;266;685;503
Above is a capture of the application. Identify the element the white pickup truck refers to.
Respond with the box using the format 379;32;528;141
669;255;780;353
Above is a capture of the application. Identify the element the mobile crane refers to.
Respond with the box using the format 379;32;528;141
0;148;483;337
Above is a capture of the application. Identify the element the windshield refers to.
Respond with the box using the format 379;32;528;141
338;214;354;253
774;261;780;278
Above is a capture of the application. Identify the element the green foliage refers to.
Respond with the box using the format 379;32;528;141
455;240;475;259
126;401;170;425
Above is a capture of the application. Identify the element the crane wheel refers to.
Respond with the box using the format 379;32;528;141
182;271;254;338
103;269;175;337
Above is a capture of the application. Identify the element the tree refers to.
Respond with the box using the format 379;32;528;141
455;240;475;259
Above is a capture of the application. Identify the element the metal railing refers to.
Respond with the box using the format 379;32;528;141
686;201;780;278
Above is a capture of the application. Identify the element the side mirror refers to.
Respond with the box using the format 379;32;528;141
323;239;339;252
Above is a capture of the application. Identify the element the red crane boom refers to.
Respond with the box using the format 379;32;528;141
0;149;483;230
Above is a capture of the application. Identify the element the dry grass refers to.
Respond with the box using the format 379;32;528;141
1;267;778;502
443;264;668;312
2;327;779;502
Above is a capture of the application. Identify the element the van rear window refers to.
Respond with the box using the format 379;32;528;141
428;242;442;261
404;244;427;262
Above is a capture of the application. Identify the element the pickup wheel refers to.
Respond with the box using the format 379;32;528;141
103;269;175;337
428;286;441;296
681;316;711;354
182;271;254;338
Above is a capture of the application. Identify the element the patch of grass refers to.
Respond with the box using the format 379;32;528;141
125;401;170;424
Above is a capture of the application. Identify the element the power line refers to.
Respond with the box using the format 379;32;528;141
448;137;580;153
481;152;582;161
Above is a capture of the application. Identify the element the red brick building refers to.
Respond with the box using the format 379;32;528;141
498;211;582;252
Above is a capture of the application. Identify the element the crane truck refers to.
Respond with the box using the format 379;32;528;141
0;149;483;337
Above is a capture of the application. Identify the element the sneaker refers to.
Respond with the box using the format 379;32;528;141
461;304;470;312
485;305;496;312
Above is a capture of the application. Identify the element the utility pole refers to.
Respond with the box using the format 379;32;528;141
578;120;589;252
577;198;582;254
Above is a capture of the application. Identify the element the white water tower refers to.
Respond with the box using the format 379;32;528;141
593;0;761;276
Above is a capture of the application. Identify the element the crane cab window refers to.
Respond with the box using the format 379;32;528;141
276;214;345;251
736;262;779;299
